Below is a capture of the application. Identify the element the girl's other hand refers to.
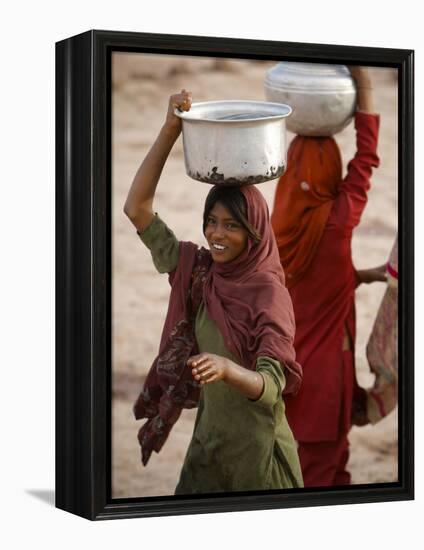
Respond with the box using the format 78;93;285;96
164;89;192;138
187;353;228;385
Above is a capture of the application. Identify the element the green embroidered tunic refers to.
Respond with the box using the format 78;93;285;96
139;215;303;494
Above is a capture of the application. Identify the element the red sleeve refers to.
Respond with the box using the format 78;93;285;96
332;112;380;229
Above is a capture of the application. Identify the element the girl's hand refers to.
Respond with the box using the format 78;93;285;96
164;89;192;138
188;353;264;399
187;353;228;385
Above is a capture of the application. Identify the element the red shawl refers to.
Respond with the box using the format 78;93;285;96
271;136;342;288
134;184;301;465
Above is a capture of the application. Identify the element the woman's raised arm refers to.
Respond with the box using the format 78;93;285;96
124;89;192;232
332;67;380;229
348;66;375;114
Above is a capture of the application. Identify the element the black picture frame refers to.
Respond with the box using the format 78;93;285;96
55;29;414;521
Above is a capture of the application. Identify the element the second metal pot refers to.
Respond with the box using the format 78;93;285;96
264;62;357;136
175;100;292;186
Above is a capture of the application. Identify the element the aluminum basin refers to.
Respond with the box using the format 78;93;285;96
175;100;292;185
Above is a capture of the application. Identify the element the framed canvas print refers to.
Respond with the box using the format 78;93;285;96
55;30;414;520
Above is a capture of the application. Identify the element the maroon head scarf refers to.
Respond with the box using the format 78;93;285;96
134;185;302;465
204;185;301;386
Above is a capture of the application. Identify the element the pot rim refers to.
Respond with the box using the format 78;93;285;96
175;99;292;123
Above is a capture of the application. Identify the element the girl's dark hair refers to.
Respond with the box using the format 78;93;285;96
203;186;262;242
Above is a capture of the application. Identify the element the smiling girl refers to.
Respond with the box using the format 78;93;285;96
124;90;303;494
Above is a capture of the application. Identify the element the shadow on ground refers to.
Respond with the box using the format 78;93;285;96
26;489;55;507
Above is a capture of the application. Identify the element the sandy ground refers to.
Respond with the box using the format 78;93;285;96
111;53;398;498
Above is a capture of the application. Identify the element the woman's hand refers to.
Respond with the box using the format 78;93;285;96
348;66;372;88
188;353;228;385
347;66;374;113
164;89;192;138
356;264;387;285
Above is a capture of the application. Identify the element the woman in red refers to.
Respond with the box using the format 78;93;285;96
271;67;384;487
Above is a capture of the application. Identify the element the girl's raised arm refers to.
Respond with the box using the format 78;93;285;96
124;89;192;232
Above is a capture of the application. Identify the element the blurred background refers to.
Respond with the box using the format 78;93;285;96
111;52;398;498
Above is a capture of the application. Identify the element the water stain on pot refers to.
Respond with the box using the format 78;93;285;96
188;163;285;186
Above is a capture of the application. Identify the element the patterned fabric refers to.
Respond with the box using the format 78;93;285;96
133;245;211;465
387;235;398;288
365;236;398;423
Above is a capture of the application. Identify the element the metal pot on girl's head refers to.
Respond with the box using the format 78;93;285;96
175;100;292;186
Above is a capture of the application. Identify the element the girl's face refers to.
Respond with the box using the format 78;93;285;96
204;201;249;263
